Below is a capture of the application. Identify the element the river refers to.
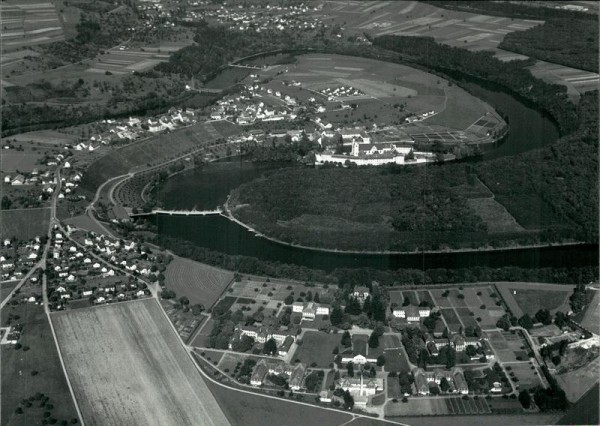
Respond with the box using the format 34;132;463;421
150;57;596;272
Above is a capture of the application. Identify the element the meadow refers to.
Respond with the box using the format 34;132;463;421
0;208;50;240
165;255;234;309
496;282;573;317
1;304;77;426
52;299;230;426
292;331;342;368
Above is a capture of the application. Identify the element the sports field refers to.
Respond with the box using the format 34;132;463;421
165;255;234;309
52;299;229;426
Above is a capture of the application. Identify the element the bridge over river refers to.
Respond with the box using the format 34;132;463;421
130;208;223;217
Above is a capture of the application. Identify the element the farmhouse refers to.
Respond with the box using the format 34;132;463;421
292;302;329;320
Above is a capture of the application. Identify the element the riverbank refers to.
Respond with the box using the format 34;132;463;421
222;197;586;256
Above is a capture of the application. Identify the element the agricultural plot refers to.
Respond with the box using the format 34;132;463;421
416;290;434;306
455;308;479;329
388;290;403;307
165;256;234;309
467;198;525;234
496;282;573;317
10;130;77;146
440;308;463;333
0;1;64;50
272;54;496;130
445;397;491;415
52;299;229;426
403;291;419;306
323;1;539;54
448;290;468;308
0;150;44;173
292;331;341;368
0;208;50;240
1;304;77;426
385;398;449;416
87;44;191;75
487;331;528;363
431;289;453;308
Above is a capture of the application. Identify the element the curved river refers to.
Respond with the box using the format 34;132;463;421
152;65;598;272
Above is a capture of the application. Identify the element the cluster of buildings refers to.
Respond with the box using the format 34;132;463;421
231;324;296;357
45;229;157;310
315;126;438;166
320;85;365;100
251;359;307;390
413;367;469;395
422;333;494;359
186;3;323;33
292;301;330;320
90;108;198;144
0;237;43;282
209;85;300;125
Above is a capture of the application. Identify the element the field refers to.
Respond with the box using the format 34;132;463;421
0;149;44;173
319;0;597;97
440;308;463;333
1;304;77;426
10;130;77;146
165;255;234;309
86;43;191;75
555;355;600;403
496;282;573;317
0;208;50;240
487;331;529;363
292;331;341;368
205;377;352;426
52;299;229;426
272;54;496;130
385;396;490;417
557;383;599;426
0;1;64;51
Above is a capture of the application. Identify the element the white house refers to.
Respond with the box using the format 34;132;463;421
292;302;329;320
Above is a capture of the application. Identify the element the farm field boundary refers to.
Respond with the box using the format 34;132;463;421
52;299;230;426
